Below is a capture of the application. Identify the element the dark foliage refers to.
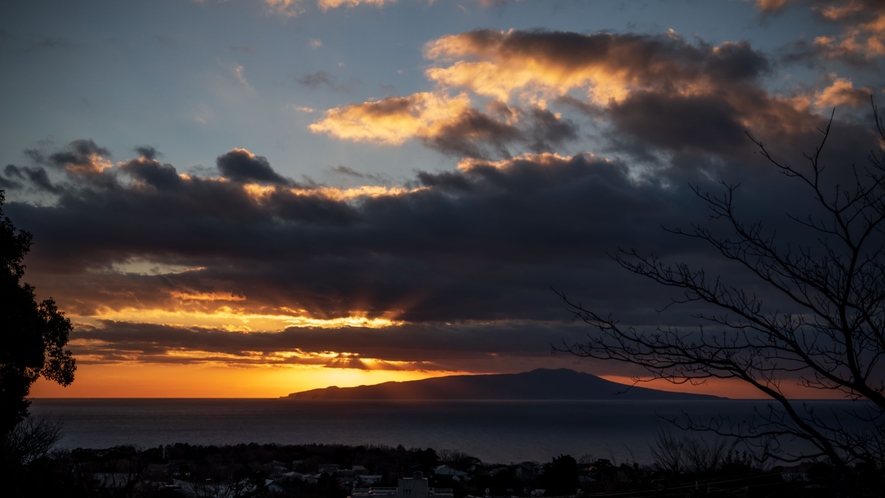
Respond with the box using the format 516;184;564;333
0;190;76;437
540;454;578;496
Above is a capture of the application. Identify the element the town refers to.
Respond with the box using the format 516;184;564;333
13;441;871;497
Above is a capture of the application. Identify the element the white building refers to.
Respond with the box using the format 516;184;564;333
351;473;453;498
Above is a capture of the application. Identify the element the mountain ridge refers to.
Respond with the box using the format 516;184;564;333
283;368;724;400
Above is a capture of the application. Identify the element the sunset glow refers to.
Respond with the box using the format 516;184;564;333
79;308;404;332
3;0;883;401
30;364;455;398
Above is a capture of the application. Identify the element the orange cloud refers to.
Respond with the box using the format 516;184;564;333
456;152;578;171
753;0;793;11
264;0;304;17
314;0;517;11
65;153;114;174
170;291;247;302
81;307;403;332
754;0;885;60
318;0;393;9
241;182;425;202
424;31;753;106
813;75;872;108
311;30;769;156
309;92;472;144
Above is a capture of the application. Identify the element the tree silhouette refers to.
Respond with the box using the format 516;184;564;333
540;454;578;496
0;190;75;437
558;101;885;473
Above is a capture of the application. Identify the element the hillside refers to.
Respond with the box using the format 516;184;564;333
284;368;723;400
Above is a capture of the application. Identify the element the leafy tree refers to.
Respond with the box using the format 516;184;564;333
541;454;578;496
558;103;885;473
0;190;75;437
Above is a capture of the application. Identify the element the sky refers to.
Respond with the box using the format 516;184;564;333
2;0;884;398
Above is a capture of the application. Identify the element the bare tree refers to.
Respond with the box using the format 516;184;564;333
2;416;62;467
557;100;885;472
649;425;738;474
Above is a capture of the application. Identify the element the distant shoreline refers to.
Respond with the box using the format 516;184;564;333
284;368;726;401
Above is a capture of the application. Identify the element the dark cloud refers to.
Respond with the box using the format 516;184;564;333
415;170;474;192
6;143;704;324
70;320;595;367
120;158;182;190
329;165;364;178
134;146;159;161
607;91;745;155
215;148;292;185
8;112;881;333
297;71;347;91
703;40;770;81
0;168;23;191
424;108;524;158
43;139;111;171
427;106;578;159
3;165;60;193
524;107;579;152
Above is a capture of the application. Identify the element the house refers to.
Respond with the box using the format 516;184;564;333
351;473;453;498
434;465;468;479
320;463;341;474
358;474;384;485
779;463;813;482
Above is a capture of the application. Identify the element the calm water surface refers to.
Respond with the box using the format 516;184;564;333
29;399;858;464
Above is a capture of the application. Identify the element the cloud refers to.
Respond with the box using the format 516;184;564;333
5;109;882;373
749;0;794;11
68;319;593;369
297;71;346;91
312;0;519;11
2;165;60;194
311;93;579;158
318;0;393;10
606;92;746;155
264;0;304;17
3;141;713;328
134;146;159;161
310;92;473;145
120;157;184;191
329;165;364;177
313;28;865;165
216;148;293;185
813;75;873;108
40;139;113;173
424;30;768;105
756;0;885;63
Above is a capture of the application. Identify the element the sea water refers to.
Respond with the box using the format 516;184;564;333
28;399;862;464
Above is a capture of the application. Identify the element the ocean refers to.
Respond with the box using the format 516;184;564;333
28;399;860;464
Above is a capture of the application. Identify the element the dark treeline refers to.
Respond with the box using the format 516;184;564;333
4;434;882;498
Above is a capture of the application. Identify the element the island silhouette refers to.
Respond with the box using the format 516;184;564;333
285;368;723;400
